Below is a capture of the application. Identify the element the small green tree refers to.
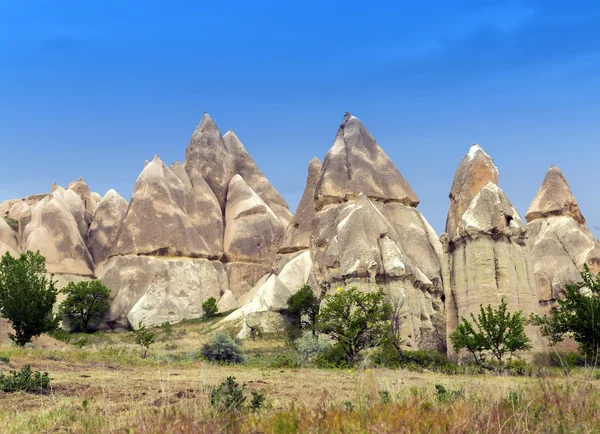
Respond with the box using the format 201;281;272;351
133;321;156;358
0;251;58;346
202;296;218;318
59;280;111;333
317;287;391;363
450;299;531;368
287;285;320;338
531;265;600;357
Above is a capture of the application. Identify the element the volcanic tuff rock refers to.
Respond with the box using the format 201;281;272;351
0;217;18;257
309;113;445;350
442;146;542;352
526;166;600;308
224;130;293;227
67;178;102;221
314;112;419;211
110;155;219;259
87;190;128;266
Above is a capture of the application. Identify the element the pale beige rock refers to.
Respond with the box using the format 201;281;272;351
444;147;542;354
20;194;94;276
0;217;19;257
183;113;234;210
67;178;100;221
100;256;225;329
223;175;285;264
1;194;46;219
217;290;240;312
224;130;293;227
88;190;128;265
526;166;600;308
225;262;272;298
237;272;271;306
314;113;419;211
280;157;322;254
277;250;313;295
110;155;219;259
446;145;499;240
526;165;585;225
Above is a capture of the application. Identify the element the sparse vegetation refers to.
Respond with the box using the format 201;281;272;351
59;280;111;333
133;322;156;358
201;332;246;364
209;376;265;413
450;298;531;369
0;251;58;346
0;365;50;393
202;296;218;318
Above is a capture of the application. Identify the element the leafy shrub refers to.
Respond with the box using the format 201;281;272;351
533;351;588;368
201;332;246;364
317;287;392;364
72;337;88;349
59;280;111;332
0;365;51;393
314;343;353;369
294;331;331;365
48;328;72;344
0;251;59;346
133;322;156;358
287;285;320;339
0;356;9;364
450;298;531;369
434;384;464;402
202;297;218;318
160;321;173;336
209;376;265;413
270;353;298;368
379;389;392;404
505;359;533;376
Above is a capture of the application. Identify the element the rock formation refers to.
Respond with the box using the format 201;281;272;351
0;217;19;257
307;113;445;350
526;166;600;310
87;190;128;266
442;145;542;352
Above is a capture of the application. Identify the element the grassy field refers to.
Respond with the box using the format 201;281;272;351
1;317;600;433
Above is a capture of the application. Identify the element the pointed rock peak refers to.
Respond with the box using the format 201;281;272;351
315;113;419;209
192;112;220;137
525;165;585;224
144;160;149;167
170;160;182;168
446;145;500;239
152;154;161;163
222;129;245;151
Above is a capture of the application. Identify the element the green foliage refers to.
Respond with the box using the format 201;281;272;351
0;251;59;346
314;343;353;369
532;351;588;368
210;376;246;412
287;285;320;339
201;332;246;364
269;353;298;368
0;365;51;393
317;287;392;364
531;265;600;357
379;389;392;405
0;356;9;364
133;322;156;358
209;376;265;413
372;344;462;374
72;337;88;349
160;321;173;336
59;280;111;333
434;384;464;402
48;328;72;343
202;297;218;318
450;298;531;368
294;331;331;365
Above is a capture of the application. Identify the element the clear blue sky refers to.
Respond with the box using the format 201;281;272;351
1;1;599;237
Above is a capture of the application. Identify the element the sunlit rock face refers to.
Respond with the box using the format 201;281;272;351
308;113;445;350
526;166;600;311
442;145;543;354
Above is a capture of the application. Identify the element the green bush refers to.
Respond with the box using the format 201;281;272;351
269;353;298;368
0;365;51;393
202;297;218;318
0;356;9;364
287;285;320;339
294;331;331;365
317;287;391;364
0;251;59;346
201;332;246;364
533;351;588;368
59;280;111;332
209;376;265;413
48;328;72;344
434;384;464;402
133;322;156;358
314;343;354;369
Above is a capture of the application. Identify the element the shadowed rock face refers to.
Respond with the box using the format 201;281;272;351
67;178;102;222
88;190;128;265
224;130;292;227
526;166;600;309
314;113;419;211
0;217;19;257
443;147;542;353
308;114;444;350
184;113;234;211
280;157;322;254
110;155;220;259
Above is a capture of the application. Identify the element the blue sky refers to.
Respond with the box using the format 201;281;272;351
1;1;599;236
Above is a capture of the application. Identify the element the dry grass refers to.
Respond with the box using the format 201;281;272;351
1;318;600;433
